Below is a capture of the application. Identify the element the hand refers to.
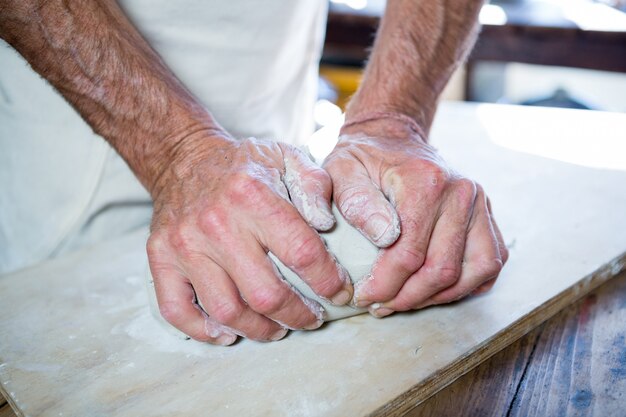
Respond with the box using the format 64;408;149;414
147;132;353;345
323;115;508;317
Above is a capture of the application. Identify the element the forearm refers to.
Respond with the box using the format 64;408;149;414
0;0;228;195
346;0;483;134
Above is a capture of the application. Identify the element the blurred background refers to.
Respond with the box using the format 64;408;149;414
314;0;626;129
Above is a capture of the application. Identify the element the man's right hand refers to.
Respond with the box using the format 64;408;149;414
146;132;354;345
0;0;352;345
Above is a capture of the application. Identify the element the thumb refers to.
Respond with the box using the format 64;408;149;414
324;153;400;248
281;145;336;231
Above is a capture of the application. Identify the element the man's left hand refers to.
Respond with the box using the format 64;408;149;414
323;116;508;317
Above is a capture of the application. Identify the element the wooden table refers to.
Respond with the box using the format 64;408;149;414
1;103;625;416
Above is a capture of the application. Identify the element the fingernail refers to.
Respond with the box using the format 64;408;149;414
330;289;352;305
365;213;392;244
364;211;400;248
355;298;373;308
270;328;289;341
216;333;237;346
324;262;353;306
304;319;324;330
369;304;394;318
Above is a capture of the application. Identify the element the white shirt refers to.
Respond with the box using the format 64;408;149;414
0;0;327;274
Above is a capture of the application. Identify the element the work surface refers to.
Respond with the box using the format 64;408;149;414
1;103;625;417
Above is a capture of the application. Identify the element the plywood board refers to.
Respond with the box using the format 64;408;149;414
1;103;625;417
408;271;626;416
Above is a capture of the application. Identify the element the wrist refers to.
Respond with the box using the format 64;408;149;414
344;90;437;132
143;122;234;200
342;111;426;137
340;111;428;144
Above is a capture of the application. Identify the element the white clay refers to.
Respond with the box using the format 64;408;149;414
146;205;379;339
268;204;377;320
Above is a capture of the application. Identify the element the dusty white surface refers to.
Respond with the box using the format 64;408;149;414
1;103;625;417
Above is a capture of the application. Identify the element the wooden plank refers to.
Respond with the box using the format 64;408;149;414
0;403;16;417
0;103;625;417
406;271;626;416
510;274;626;416
0;405;16;417
1;389;15;417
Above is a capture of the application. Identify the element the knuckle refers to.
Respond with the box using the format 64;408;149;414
199;206;228;237
474;257;504;279
210;301;244;325
286;236;323;272
437;265;463;288
419;262;460;294
247;286;289;316
228;173;269;205
146;232;167;260
170;223;199;258
158;301;186;326
395;247;426;274
452;179;477;208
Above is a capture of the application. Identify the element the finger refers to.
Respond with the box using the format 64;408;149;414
486;197;509;264
150;261;238;345
213;231;327;330
257;198;354;306
324;152;400;247
148;233;238;345
353;184;440;307
372;180;476;315
281;145;335;232
472;278;497;295
186;256;288;342
423;189;504;306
